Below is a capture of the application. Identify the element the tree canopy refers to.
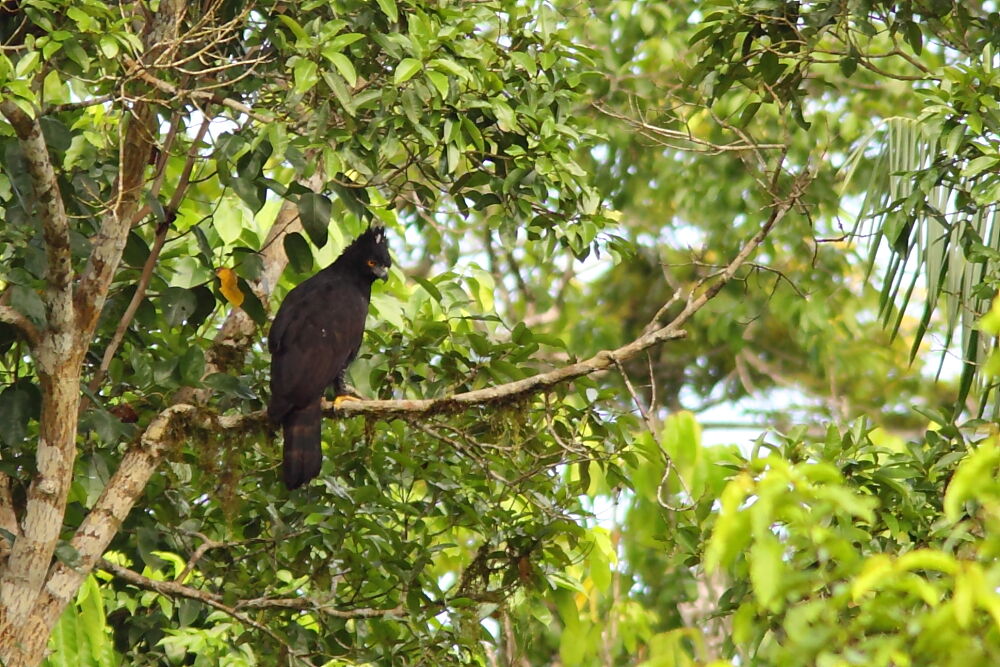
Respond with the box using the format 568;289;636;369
1;0;1000;665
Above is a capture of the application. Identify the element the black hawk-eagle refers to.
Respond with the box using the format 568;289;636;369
267;226;391;489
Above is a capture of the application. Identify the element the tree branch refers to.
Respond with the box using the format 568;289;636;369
0;305;40;350
97;559;309;659
97;558;402;619
32;168;801;652
89;114;212;393
124;56;276;125
72;102;157;339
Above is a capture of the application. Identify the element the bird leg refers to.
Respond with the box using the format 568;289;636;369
332;370;366;405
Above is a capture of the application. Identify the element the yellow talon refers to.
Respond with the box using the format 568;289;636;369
333;395;363;407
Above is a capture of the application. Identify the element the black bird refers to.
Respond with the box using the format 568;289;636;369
267;226;391;489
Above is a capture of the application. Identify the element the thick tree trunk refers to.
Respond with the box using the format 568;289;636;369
0;359;81;665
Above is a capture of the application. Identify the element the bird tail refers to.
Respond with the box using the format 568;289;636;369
281;399;323;490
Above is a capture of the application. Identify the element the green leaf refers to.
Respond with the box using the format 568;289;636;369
429;58;473;81
227;172;264;213
394;58;422;85
203;373;257;400
412;276;442;302
961;155;999;179
237;279;268;325
328;33;365;51
705;474;753;571
325;51;357;87
904;21;923;54
88;408;126;445
78;574;113;665
839;55;858;77
0;381;39;445
750;534;785;611
276;14;308;41
322;71;356;116
492;99;517;131
14;50;40;78
426;70;449;98
160;287;198;327
283;231;313;273
944;440;1000;521
375;0;398;22
9;285;46;327
292;58;319;94
739;101;761;126
330;182;370;221
54;541;82;569
179;346;206;386
298;192;332;247
40;116;72;153
98;36;118;59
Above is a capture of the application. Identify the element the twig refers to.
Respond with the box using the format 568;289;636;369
98;558;307;660
124;56;275;125
98;558;401;620
614;358;695;512
612;358;655;436
88;115;211;392
42;95;118;114
593;102;787;153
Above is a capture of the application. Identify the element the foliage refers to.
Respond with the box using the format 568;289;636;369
43;576;117;667
0;0;999;666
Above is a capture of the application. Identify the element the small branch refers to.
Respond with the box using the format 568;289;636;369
42;95;117;115
98;558;403;620
88;218;171;392
177;534;218;584
73;102;157;339
612;359;656;436
593;102;787;154
89;115;211;393
0;305;41;349
97;559;308;659
124;56;275;125
642;167;807;335
297;325;685;421
614;358;694;512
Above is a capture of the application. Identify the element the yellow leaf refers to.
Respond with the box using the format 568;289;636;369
215;267;244;307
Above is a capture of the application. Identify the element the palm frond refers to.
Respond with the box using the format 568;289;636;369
841;117;1000;415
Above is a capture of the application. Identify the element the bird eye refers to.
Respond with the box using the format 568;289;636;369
367;259;377;268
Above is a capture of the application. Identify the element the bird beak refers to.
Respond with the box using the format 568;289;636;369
374;265;388;280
